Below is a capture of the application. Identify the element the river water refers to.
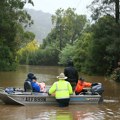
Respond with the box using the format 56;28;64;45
0;65;120;120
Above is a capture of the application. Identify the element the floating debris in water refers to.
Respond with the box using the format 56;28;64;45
103;99;119;103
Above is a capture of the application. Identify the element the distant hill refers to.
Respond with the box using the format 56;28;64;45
26;9;53;43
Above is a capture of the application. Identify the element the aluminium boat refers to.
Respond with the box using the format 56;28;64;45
0;88;102;106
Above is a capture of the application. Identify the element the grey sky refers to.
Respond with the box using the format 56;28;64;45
25;0;93;18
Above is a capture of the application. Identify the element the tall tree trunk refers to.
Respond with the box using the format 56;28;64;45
115;0;119;23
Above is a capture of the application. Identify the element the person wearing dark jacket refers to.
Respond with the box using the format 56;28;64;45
64;60;78;90
24;73;34;92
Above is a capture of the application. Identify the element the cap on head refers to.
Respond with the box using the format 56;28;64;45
57;73;67;79
27;73;34;79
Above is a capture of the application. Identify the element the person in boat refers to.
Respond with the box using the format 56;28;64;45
64;60;79;91
48;73;73;107
75;77;92;95
24;73;46;92
31;76;41;92
24;73;34;92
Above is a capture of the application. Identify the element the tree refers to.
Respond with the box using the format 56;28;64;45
73;32;93;72
42;8;88;66
43;8;87;51
115;0;120;23
58;44;76;65
86;15;120;75
0;0;34;70
88;0;120;23
18;40;38;64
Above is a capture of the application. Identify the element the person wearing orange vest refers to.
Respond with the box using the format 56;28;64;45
75;77;92;95
48;73;73;107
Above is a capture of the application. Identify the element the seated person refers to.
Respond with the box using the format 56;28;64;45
31;76;41;92
37;82;46;92
31;76;46;92
75;77;92;95
24;73;34;92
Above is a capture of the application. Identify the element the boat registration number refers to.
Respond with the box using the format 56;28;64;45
25;97;46;102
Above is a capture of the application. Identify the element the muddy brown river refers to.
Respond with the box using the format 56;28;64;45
0;65;120;120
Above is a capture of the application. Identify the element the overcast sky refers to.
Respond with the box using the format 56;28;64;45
24;0;93;18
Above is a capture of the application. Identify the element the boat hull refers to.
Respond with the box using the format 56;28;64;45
0;91;102;105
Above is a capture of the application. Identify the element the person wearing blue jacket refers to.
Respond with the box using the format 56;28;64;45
31;76;40;92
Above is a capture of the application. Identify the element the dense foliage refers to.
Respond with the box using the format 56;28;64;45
1;0;120;79
88;0;119;23
86;16;120;75
43;8;87;50
18;5;120;77
0;0;34;71
18;40;38;64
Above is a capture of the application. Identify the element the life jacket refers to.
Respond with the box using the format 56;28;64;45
75;80;92;93
49;80;73;99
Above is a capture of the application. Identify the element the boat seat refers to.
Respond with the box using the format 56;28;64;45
24;81;32;92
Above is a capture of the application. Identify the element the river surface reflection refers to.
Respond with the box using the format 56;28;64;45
0;65;120;120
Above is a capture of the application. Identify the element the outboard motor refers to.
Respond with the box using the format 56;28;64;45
24;81;32;92
91;83;104;95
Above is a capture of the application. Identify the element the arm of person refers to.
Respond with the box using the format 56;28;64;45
48;82;57;95
31;82;40;92
84;82;92;87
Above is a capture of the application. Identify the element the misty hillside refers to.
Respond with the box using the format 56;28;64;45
26;9;53;43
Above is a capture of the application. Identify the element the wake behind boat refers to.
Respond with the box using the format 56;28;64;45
0;87;103;106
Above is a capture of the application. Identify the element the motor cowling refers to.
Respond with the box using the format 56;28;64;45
91;83;104;95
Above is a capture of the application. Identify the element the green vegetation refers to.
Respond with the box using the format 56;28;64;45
0;0;120;80
0;0;35;71
18;40;39;64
